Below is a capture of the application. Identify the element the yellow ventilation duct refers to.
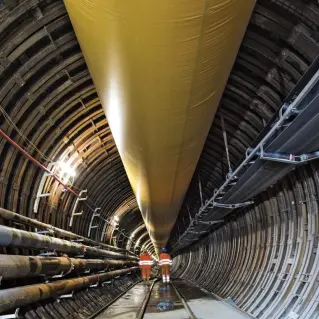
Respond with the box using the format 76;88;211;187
64;0;255;252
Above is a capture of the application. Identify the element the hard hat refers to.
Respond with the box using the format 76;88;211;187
162;247;167;252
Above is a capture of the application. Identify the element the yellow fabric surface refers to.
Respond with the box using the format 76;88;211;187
64;0;255;252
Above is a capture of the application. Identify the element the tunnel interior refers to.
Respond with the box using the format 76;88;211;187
0;0;319;318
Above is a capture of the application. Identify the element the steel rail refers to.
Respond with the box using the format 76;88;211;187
87;280;142;319
0;267;137;314
171;281;197;319
135;279;157;319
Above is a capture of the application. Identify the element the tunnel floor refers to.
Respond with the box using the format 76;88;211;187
95;279;250;318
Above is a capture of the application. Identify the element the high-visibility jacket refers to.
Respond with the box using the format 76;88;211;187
139;253;153;266
159;253;172;266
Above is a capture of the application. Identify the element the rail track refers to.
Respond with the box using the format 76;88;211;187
92;279;198;319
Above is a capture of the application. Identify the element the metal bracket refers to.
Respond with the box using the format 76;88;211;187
0;308;20;319
260;152;319;164
51;272;64;279
89;282;99;288
102;280;112;287
249;144;319;164
57;291;74;302
33;163;56;214
88;207;101;237
35;230;52;235
188;230;208;235
69;189;87;227
212;201;254;209
198;220;224;225
38;251;57;257
71;238;84;242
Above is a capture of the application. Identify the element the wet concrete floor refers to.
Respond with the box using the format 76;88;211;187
173;279;251;319
96;279;251;318
143;281;189;318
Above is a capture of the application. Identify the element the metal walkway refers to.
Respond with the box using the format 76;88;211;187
94;279;251;318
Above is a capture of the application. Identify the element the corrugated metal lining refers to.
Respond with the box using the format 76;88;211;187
172;163;319;318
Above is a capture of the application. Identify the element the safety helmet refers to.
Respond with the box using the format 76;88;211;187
162;247;167;252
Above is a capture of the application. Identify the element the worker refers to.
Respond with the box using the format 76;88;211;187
159;247;172;283
139;249;153;283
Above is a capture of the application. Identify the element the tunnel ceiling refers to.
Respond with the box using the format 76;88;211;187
0;0;318;256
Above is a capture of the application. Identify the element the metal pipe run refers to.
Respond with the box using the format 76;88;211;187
0;208;135;256
0;255;137;280
0;224;137;260
0;129;80;197
0;267;137;313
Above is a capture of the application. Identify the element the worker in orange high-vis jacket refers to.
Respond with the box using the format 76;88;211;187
159;247;172;283
139;249;153;283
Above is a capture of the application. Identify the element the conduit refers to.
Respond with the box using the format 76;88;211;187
65;0;255;251
0;207;135;255
0;224;136;260
0;255;136;280
0;267;137;313
0;129;79;197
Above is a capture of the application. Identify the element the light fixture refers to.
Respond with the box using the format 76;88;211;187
57;161;76;177
114;215;119;222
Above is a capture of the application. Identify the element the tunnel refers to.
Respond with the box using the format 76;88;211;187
0;0;319;318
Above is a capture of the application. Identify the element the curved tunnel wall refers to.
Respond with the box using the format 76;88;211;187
172;162;319;318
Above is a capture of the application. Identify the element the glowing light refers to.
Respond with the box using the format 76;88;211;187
114;215;119;222
58;161;76;177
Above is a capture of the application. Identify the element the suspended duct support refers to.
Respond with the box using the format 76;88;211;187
0;208;135;256
173;57;319;252
0;224;137;260
65;0;255;252
0;255;137;280
0;267;137;314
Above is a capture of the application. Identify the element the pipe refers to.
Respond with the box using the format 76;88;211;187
0;224;137;260
65;0;256;251
0;208;135;256
0;255;137;280
0;128;79;197
0;267;137;313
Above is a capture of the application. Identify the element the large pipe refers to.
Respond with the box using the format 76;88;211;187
65;0;256;251
0;129;79;197
0;224;137;260
0;255;137;280
0;208;135;256
0;267;137;313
